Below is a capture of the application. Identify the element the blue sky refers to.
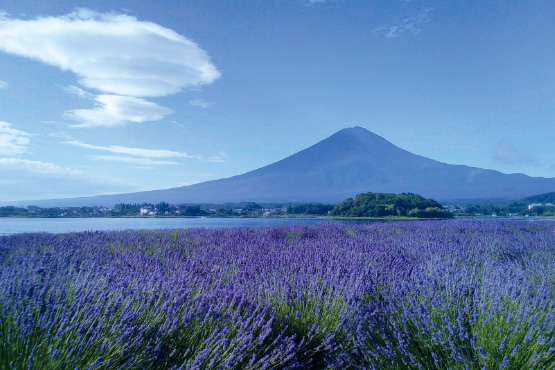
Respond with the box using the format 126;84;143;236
0;0;554;202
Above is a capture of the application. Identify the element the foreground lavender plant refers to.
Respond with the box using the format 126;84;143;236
0;220;553;369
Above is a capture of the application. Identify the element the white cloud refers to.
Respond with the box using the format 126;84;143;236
0;80;8;88
492;140;537;165
63;85;93;99
205;151;228;163
0;157;82;176
0;121;30;155
88;155;180;165
65;94;173;127
63;138;197;158
0;9;220;97
189;99;212;109
0;9;220;127
376;8;433;38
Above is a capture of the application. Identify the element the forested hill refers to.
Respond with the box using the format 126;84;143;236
522;191;555;204
330;192;452;218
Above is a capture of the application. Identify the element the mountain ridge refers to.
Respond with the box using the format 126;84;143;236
4;127;555;207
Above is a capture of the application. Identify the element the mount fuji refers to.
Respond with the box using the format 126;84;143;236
9;127;555;206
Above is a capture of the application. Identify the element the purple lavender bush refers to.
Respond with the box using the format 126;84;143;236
0;221;553;369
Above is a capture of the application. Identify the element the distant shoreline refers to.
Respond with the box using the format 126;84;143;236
1;214;552;221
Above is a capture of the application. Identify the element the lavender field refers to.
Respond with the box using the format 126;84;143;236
1;221;554;369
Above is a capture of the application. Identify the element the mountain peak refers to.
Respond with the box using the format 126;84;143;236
343;125;369;132
341;125;366;131
322;126;405;157
333;126;387;142
337;126;374;135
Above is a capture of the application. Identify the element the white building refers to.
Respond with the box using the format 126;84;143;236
528;203;555;210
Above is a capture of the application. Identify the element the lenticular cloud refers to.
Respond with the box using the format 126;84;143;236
0;9;220;97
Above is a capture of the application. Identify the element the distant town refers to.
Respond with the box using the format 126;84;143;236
0;202;326;218
2;190;555;218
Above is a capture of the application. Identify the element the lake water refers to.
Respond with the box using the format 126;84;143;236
0;217;546;235
0;217;367;235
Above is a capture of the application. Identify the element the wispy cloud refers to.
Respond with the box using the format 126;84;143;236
62;85;94;99
205;151;228;163
376;8;433;38
0;9;220;127
0;158;82;176
88;155;181;165
0;157;135;201
492;140;538;165
63;138;197;159
0;121;30;155
65;95;173;128
0;80;8;88
170;120;185;128
189;99;212;109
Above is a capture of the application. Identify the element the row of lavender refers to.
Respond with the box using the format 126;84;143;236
0;220;553;369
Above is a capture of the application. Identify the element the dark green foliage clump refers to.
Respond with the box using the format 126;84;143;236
330;192;453;218
0;206;29;217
